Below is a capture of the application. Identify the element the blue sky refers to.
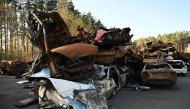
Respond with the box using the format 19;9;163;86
72;0;190;40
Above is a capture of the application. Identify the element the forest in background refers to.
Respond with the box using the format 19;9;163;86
0;0;190;62
0;0;105;61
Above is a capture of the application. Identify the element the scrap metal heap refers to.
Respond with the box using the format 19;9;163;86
25;11;109;109
26;10;143;82
140;40;176;58
141;40;190;65
27;11;81;52
27;11;97;81
77;26;143;68
93;27;133;49
173;52;190;62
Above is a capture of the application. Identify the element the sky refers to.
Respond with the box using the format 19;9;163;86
71;0;190;40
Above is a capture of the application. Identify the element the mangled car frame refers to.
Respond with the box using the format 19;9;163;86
17;11;108;109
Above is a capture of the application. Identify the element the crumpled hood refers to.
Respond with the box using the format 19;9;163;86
38;78;108;109
48;78;96;99
51;43;98;60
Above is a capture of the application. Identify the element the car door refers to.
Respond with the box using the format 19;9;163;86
103;68;116;98
115;66;127;87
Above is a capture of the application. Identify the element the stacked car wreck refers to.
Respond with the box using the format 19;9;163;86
77;22;143;89
139;40;190;85
19;11;108;109
16;9;144;109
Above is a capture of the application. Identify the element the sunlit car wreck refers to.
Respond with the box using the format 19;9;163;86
27;67;108;109
26;10;98;81
141;63;177;85
20;10;109;109
93;65;127;98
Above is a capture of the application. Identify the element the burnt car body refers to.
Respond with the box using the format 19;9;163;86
93;28;133;49
23;11;109;109
76;25;143;79
23;67;108;109
141;41;176;58
0;61;9;75
26;11;98;81
6;61;27;78
27;11;81;52
93;65;127;98
0;60;26;78
141;63;177;85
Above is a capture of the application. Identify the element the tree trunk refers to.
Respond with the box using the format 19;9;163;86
4;7;7;60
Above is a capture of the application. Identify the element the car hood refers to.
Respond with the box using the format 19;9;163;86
51;43;98;60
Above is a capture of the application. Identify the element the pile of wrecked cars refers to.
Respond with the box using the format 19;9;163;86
14;10;141;109
139;40;190;85
0;60;27;78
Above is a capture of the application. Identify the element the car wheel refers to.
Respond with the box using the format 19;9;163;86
183;73;186;76
66;105;74;109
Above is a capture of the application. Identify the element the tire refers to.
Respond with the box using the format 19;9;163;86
183;73;186;76
67;105;74;109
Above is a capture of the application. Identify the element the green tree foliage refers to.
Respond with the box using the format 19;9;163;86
58;0;105;36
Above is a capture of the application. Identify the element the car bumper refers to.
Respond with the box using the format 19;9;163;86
175;70;187;74
142;78;176;85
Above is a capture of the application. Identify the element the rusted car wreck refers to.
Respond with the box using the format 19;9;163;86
141;41;190;63
77;26;143;72
141;62;177;85
16;8;146;108
0;60;26;78
19;11;109;109
140;41;176;59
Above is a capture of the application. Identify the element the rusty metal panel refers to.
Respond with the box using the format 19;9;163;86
27;11;82;51
96;50;115;64
51;43;98;60
141;63;177;85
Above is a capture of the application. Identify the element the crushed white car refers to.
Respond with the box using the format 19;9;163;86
17;67;108;109
92;65;127;98
167;60;187;76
